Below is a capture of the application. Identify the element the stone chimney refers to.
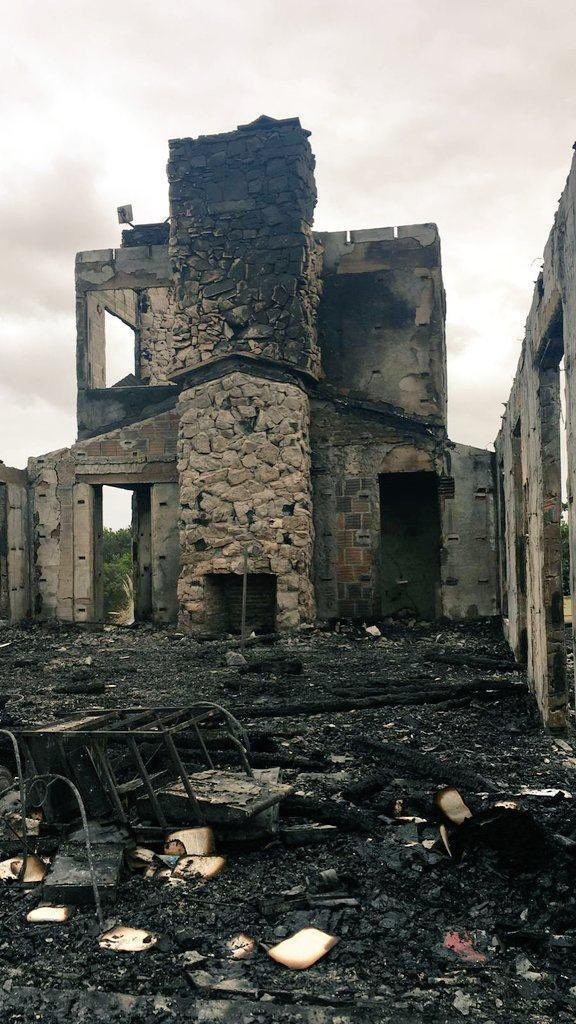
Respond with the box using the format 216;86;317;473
170;117;321;634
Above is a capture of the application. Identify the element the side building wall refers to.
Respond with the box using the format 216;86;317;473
494;147;576;730
317;224;447;426
0;464;30;621
311;403;498;622
28;408;179;623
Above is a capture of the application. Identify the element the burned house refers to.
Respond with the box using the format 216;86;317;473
494;146;576;732
0;115;498;638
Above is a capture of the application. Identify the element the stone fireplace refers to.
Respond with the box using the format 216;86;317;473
177;371;314;633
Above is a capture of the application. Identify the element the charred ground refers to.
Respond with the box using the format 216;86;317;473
0;619;575;1023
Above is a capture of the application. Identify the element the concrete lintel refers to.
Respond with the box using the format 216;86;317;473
76;464;178;486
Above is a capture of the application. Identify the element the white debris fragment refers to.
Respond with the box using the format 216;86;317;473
364;625;381;638
99;925;158;952
268;927;339;969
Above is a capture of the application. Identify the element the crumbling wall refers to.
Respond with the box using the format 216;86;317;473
442;444;498;620
494;148;576;729
0;464;30;621
311;399;442;620
311;404;498;622
28;408;179;622
2;113;503;643
167;116;322;378
76;245;176;437
317;225;447;426
177;371;314;633
139;286;177;384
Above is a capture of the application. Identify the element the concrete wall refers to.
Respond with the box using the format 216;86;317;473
494;146;576;730
0;464;30;621
317;224;447;427
310;401;498;622
28;409;179;622
442;443;499;620
75;244;175;437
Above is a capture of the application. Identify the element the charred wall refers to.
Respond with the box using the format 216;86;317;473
1;113;501;641
494;147;576;729
317;224;447;426
311;402;497;622
28;409;179;623
0;463;30;621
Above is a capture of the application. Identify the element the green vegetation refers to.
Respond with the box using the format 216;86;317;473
102;526;132;617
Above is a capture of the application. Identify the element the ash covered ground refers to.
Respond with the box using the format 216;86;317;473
0;618;575;1022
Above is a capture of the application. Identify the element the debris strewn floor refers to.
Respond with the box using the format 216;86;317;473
1;618;576;1023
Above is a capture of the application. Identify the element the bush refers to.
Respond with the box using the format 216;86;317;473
102;527;133;617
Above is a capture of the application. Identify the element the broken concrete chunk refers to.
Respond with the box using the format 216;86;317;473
164;826;215;856
180;949;207;966
26;905;73;923
172;855;226;880
435;787;473;825
364;625;382;638
99;925;158;952
268;927;339;969
225;651;248;668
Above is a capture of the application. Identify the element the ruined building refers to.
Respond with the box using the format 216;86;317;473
0;116;499;646
495;146;576;732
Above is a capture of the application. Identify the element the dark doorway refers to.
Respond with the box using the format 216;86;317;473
378;471;440;619
132;485;152;622
204;573;277;634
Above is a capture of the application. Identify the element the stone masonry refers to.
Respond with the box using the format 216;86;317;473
178;372;314;632
167;116;322;378
0;114;501;692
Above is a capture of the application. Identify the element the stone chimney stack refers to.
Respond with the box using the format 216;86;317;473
167;114;322;378
169;116;321;634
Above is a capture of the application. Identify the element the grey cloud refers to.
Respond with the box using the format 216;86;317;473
2;0;576;469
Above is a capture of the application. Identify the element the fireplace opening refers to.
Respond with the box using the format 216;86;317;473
204;573;277;634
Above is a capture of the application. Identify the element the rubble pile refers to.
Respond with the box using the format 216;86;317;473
0;618;575;1022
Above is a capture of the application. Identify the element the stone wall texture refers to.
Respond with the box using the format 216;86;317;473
0;464;30;621
494;147;576;729
1;114;502;664
139;286;177;384
28;408;179;621
167;117;322;377
177;371;314;632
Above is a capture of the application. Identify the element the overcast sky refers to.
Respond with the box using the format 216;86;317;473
2;0;576;527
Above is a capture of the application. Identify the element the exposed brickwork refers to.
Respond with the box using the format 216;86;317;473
335;477;377;618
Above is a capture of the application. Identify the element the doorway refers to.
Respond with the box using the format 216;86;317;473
90;481;179;624
378;471;441;619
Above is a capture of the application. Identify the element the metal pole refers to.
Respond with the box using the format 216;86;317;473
240;548;249;655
